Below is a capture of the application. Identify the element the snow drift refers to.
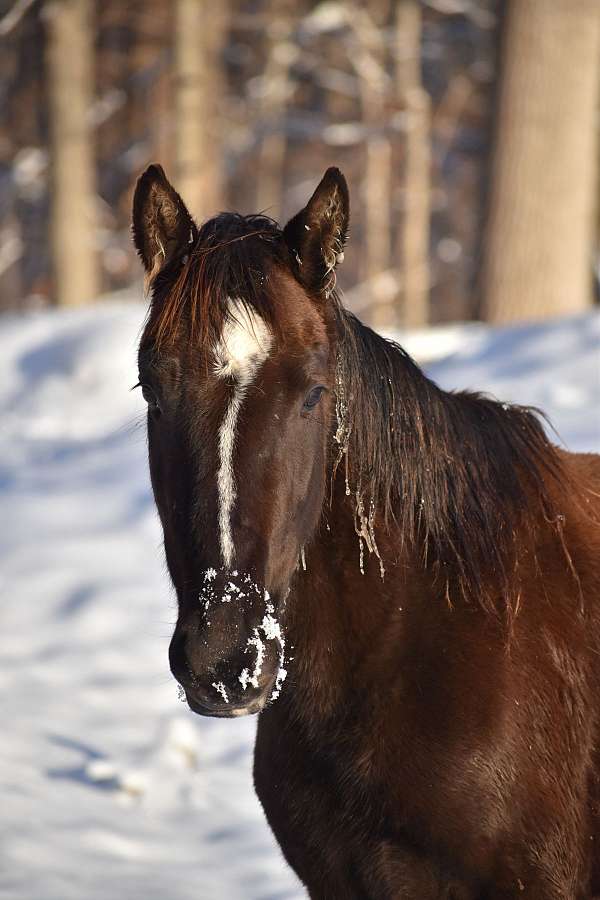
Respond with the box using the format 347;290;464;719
0;302;598;899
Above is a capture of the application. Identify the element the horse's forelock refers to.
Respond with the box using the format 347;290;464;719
144;213;285;350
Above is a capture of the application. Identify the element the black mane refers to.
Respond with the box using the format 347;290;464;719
336;311;563;609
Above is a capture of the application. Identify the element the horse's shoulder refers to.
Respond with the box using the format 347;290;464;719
559;447;600;483
556;447;600;511
550;449;600;586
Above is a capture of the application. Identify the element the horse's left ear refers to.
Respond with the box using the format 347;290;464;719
132;164;197;287
283;167;349;296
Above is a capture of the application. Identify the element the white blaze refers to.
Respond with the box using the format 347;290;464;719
214;299;272;567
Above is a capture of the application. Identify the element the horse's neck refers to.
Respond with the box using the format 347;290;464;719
284;472;427;719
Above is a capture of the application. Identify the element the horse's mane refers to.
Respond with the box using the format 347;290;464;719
336;310;564;611
146;213;565;613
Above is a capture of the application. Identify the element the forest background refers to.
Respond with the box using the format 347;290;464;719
2;0;599;329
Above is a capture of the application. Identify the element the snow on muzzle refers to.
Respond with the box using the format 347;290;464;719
169;569;287;718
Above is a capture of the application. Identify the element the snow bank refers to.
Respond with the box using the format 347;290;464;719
0;302;598;899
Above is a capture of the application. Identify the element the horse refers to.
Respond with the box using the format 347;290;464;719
132;163;600;898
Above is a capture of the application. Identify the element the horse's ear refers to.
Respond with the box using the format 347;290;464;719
132;164;196;286
283;167;349;295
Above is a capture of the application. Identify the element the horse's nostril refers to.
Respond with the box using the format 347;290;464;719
170;626;220;690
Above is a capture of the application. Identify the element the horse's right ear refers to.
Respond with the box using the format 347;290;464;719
132;164;196;287
283;167;349;296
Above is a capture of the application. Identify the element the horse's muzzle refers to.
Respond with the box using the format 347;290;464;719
183;684;268;718
168;569;285;717
169;614;280;717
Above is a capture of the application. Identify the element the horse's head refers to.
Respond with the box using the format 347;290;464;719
132;165;349;716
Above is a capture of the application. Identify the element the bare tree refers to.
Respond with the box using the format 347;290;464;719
46;0;99;306
480;0;600;323
130;3;174;175
175;0;229;223
395;0;431;328
254;0;296;218
351;2;394;329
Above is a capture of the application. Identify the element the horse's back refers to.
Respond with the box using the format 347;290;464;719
559;447;600;577
562;448;600;489
558;448;600;893
551;447;600;550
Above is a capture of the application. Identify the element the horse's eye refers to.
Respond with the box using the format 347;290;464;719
303;386;325;411
141;383;161;414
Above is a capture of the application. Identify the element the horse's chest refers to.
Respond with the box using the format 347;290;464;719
254;710;482;897
254;712;384;893
254;709;368;827
255;701;435;831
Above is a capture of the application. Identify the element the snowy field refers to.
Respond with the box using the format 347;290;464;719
0;301;598;900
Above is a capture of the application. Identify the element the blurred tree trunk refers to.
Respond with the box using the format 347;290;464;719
352;2;394;329
0;216;23;310
132;3;174;174
255;0;295;218
480;0;600;323
47;0;99;306
152;63;174;175
395;0;431;329
175;0;228;223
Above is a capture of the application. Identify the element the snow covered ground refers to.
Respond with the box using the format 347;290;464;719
0;301;598;899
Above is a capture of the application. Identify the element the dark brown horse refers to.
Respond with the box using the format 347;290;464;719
132;164;600;898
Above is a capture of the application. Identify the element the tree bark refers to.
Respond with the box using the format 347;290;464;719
47;0;99;306
175;0;228;223
480;0;600;323
351;2;394;329
255;0;296;219
395;0;431;329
